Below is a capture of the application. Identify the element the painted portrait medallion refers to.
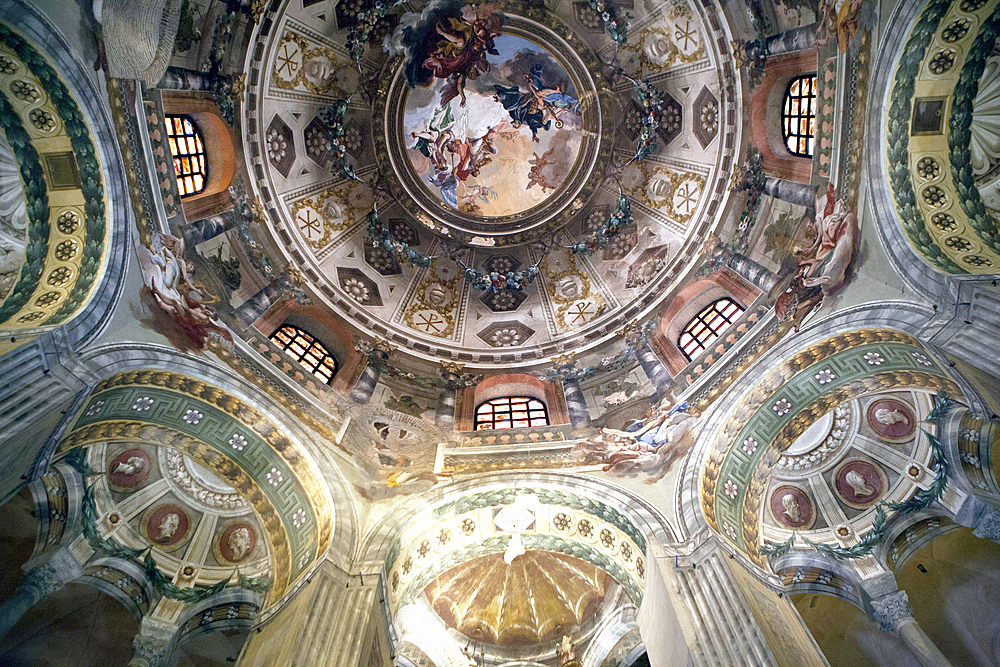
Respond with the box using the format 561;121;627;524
219;522;257;564
399;4;584;217
145;504;189;548
769;485;815;530
834;459;887;509
107;448;152;490
866;398;916;442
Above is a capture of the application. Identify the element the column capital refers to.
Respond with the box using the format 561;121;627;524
870;590;914;633
552;353;576;370
972;509;1000;543
22;546;83;598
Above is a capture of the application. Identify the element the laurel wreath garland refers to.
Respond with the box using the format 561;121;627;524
760;392;956;561
947;7;1000;258
0;25;109;327
64;447;272;602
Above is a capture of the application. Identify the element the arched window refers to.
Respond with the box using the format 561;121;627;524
678;297;744;361
781;75;817;158
475;396;549;430
269;324;338;385
165;115;208;196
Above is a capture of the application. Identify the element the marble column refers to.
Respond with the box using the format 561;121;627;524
350;351;387;405
763;177;815;210
157;67;217;92
724;253;778;294
127;618;176;667
181;210;237;247
435;370;460;431
0;547;83;639
559;365;591;430
234;275;296;330
636;344;674;398
765;23;819;57
870;590;954;667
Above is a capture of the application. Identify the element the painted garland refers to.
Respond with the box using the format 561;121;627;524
885;0;964;273
316;0;673;287
0;24;108;325
65;448;272;603
760;392;955;560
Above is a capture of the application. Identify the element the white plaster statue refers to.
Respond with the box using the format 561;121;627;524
643;33;674;65
845;470;876;497
321;199;343;223
228;526;252;560
156;512;180;541
303;56;335;83
644;173;673;203
781;493;801;523
875;408;909;426
113;456;145;476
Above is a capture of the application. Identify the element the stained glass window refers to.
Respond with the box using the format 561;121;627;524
269;324;338;385
781;75;817;158
165;115;208;196
475;396;549;430
678;297;744;361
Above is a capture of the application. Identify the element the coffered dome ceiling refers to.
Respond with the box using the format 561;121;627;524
246;0;737;366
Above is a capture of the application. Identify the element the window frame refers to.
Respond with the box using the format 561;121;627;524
677;297;745;361
474;396;550;431
269;324;339;386
164;114;209;197
780;74;818;158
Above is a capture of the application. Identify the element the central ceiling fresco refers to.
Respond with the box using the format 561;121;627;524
247;0;737;365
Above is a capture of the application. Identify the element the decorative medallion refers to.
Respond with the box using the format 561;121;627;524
834;459;887;509
378;12;610;242
769;485;815;530
107;448;152;490
866;398;916;442
144;504;189;548
218;522;257;564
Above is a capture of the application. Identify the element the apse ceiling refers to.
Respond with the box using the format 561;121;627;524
245;0;738;366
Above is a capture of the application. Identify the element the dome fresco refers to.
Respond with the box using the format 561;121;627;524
2;0;1000;666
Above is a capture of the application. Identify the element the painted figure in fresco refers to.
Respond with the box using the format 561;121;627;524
137;233;232;350
817;0;865;53
875;407;909;425
400;1;504;107
774;182;859;332
781;493;801;522
113;456;145;477
457;184;497;213
572;395;702;482
493;64;580;141
845;470;876;497
228;526;252;560
526;147;559;192
156;512;180;541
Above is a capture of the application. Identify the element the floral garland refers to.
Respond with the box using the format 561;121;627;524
346;0;409;66
460;258;542;293
351;336;482;389
320;99;366;184
64;448;272;602
365;206;435;268
229;179;311;305
567;186;632;256
761;393;955;561
536;321;654;382
588;0;630;47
